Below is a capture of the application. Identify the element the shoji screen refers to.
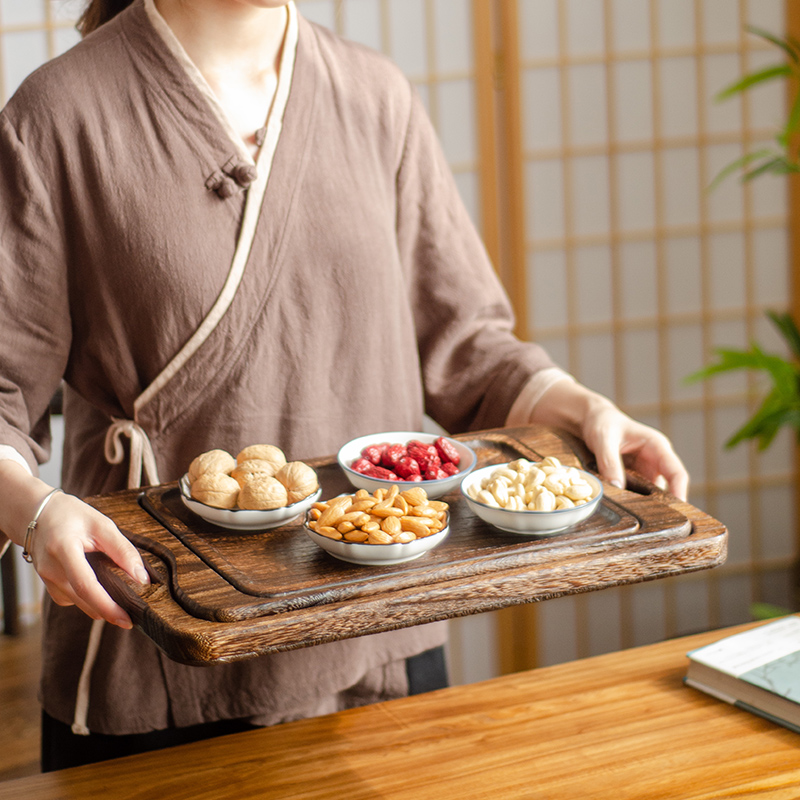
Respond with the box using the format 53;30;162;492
0;1;81;98
501;0;795;671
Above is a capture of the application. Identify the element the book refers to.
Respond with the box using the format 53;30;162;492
685;615;800;734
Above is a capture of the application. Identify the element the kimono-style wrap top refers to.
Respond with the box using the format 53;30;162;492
0;0;564;734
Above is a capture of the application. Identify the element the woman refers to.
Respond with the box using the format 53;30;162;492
0;0;688;770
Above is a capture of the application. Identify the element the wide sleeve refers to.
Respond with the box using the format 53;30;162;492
395;86;557;434
0;113;71;474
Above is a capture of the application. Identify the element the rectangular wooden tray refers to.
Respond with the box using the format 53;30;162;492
87;425;728;665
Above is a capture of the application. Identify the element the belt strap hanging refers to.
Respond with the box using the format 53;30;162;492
73;417;160;735
104;417;161;488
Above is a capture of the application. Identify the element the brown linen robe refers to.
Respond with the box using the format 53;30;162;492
0;1;557;734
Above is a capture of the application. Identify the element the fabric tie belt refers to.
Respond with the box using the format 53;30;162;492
104;417;161;490
73;418;161;735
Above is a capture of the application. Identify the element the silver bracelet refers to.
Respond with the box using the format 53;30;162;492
22;488;62;563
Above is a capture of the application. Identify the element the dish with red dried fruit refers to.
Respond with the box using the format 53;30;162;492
336;431;477;499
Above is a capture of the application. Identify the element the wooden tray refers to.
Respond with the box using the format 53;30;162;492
87;425;728;665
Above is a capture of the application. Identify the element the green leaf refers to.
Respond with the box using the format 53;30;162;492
742;155;794;181
750;602;792;620
758;160;800;175
686;346;791;380
788;34;800;59
725;388;800;449
716;64;793;102
749;343;799;396
686;344;799;412
747;25;800;63
729;407;800;450
707;149;777;191
767;310;800;360
777;87;800;147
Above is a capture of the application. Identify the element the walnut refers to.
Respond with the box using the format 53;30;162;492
236;444;286;473
275;461;319;505
188;449;236;483
231;459;281;487
191;472;240;509
238;476;288;510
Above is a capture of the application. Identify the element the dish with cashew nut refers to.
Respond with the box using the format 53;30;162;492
460;457;603;535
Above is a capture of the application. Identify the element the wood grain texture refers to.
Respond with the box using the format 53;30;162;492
0;620;40;782
4;622;799;800
85;425;727;665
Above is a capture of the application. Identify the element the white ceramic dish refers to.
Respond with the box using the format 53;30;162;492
179;474;322;531
304;514;450;566
337;431;476;500
460;464;603;535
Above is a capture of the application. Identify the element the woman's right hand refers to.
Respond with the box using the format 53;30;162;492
0;460;149;629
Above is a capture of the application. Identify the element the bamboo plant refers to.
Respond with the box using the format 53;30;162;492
688;26;800;452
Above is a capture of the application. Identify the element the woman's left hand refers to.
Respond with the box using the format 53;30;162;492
531;379;689;501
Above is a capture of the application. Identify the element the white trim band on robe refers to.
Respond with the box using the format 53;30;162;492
134;1;298;416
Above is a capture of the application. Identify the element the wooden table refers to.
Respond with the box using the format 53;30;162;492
4;621;799;799
87;425;727;665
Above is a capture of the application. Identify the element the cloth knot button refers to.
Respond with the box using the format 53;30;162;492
215;176;237;198
231;163;258;188
205;171;238;199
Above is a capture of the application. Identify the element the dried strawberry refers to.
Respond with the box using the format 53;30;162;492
361;443;387;465
441;462;460;476
434;437;461;466
395;456;421;479
351;458;375;474
362;465;399;481
424;466;448;481
381;443;406;470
